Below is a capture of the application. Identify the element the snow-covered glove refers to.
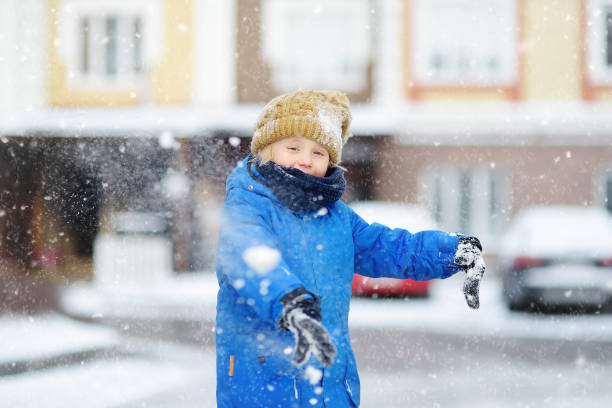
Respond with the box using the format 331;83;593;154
278;287;336;367
454;236;486;309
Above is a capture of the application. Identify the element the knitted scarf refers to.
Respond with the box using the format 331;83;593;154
248;157;346;214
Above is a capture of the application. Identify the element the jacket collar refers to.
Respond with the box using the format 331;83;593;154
226;156;345;215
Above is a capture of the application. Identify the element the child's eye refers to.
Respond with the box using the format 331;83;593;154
314;151;325;157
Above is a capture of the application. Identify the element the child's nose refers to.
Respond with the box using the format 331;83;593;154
298;152;312;166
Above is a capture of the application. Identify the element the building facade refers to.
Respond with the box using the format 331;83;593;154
1;0;612;303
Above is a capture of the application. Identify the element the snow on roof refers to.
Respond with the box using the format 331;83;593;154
2;102;612;145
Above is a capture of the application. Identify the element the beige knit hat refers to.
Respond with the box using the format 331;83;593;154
251;90;352;166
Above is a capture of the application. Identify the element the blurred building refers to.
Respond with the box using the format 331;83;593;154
1;0;612;299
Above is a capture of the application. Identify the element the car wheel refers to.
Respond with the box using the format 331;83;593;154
503;281;529;311
507;296;529;311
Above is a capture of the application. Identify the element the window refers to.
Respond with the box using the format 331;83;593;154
420;166;509;238
607;8;612;66
595;165;612;213
58;0;162;88
78;14;143;79
262;0;371;93
411;0;518;87
586;0;612;85
607;175;612;213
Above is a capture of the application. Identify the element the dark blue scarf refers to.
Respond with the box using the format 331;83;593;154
247;156;346;214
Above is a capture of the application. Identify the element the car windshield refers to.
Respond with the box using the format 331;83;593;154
502;207;612;257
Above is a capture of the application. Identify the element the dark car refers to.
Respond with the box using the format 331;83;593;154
499;206;612;311
349;201;439;297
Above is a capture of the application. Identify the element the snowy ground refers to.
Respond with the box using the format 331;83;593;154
2;272;612;407
60;271;612;344
0;335;216;408
0;314;119;369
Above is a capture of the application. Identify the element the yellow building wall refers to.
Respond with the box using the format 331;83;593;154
152;0;193;104
48;0;193;107
521;0;582;99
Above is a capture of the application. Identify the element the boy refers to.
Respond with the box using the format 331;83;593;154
215;90;485;407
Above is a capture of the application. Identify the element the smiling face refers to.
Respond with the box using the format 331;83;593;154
269;136;331;177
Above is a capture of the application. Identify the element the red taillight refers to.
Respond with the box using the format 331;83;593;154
598;258;612;267
512;256;546;269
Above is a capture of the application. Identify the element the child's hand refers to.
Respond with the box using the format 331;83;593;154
278;288;336;367
454;236;486;309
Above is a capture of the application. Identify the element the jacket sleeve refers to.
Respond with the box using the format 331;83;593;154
349;207;462;280
216;193;306;324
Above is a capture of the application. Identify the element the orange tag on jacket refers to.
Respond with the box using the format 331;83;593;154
229;355;235;377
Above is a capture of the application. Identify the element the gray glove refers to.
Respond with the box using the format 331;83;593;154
278;287;336;367
454;236;486;309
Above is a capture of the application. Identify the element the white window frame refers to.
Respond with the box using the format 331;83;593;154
262;0;372;93
419;165;510;240
57;0;163;90
586;0;612;85
411;0;519;87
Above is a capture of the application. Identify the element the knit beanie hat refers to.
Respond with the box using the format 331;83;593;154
251;90;352;166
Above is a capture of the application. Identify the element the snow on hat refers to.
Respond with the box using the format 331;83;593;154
251;90;352;166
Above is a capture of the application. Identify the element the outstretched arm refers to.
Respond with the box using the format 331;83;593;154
349;207;487;308
350;208;462;281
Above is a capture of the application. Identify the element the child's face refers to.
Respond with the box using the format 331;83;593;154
270;136;330;177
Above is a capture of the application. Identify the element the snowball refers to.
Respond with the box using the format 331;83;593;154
229;136;241;147
316;207;328;216
305;365;323;385
232;278;245;290
243;246;281;275
158;131;179;150
283;347;293;355
162;171;190;199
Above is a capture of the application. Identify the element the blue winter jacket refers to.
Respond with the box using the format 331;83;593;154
215;158;462;407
